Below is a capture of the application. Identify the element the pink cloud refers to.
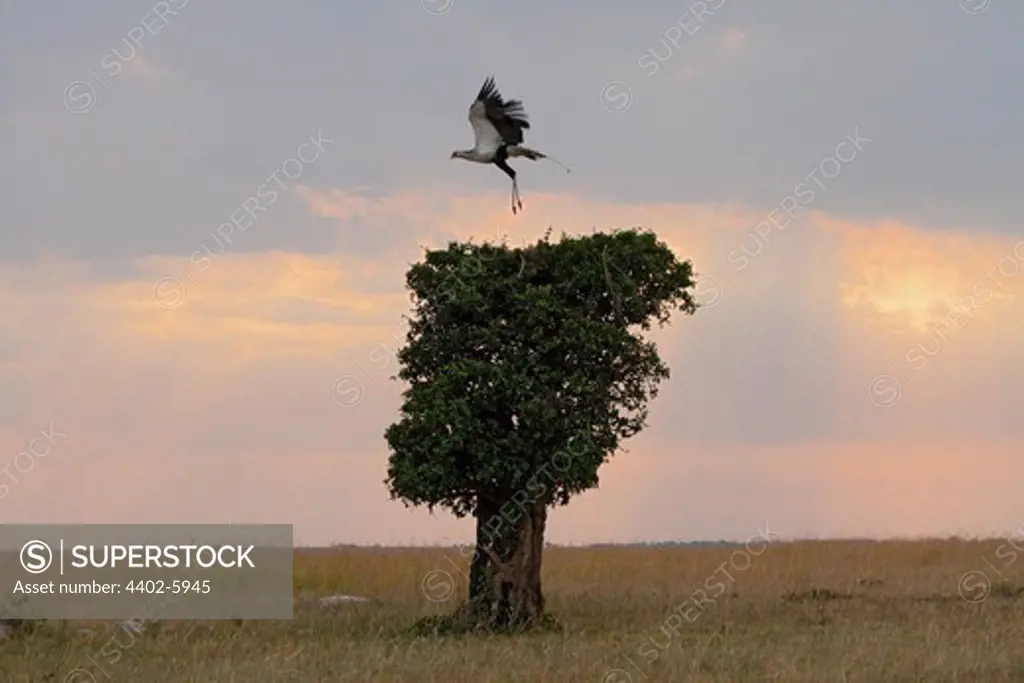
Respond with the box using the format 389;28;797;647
0;190;1020;543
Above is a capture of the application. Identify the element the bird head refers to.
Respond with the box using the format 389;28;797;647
449;151;459;160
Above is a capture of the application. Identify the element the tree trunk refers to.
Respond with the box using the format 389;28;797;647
463;495;547;631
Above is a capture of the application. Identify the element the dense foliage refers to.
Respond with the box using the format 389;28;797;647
385;228;697;516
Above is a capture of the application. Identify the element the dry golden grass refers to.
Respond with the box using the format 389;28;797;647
6;539;1024;682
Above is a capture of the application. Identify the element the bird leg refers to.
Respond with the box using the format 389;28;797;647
511;178;523;214
494;155;523;215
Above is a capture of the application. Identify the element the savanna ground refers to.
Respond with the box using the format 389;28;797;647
5;539;1024;682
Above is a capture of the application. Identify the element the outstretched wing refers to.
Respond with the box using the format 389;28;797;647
468;77;530;154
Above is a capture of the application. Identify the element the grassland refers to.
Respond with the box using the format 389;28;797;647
4;539;1024;682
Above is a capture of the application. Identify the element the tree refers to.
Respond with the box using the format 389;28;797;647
384;227;698;633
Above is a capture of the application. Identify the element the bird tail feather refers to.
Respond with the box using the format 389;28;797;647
507;146;571;173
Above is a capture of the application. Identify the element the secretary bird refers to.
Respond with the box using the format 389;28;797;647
450;77;570;215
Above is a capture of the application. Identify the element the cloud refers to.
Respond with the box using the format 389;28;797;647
2;188;1019;542
721;28;748;55
119;54;168;81
678;64;700;81
825;215;1024;332
0;0;1021;544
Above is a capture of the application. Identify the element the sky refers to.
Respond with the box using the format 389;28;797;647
0;0;1021;546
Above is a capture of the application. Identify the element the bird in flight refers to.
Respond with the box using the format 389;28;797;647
450;77;570;215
